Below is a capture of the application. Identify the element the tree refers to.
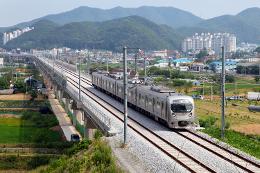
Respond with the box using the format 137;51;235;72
14;79;26;93
196;49;208;60
29;90;38;101
254;47;260;54
226;75;235;83
0;77;8;89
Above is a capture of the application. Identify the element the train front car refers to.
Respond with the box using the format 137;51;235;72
167;95;195;128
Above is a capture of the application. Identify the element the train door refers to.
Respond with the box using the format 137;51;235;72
152;98;155;113
161;101;165;119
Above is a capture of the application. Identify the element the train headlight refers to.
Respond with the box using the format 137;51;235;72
172;113;176;117
189;113;193;117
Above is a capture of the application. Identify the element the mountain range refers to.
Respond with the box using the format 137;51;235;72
1;6;260;50
4;16;183;51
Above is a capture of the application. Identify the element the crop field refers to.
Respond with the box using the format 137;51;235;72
0;93;45;101
0;112;62;144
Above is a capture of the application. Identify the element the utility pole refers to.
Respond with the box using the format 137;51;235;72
134;54;137;75
78;55;81;101
221;46;226;139
144;56;147;83
52;55;55;77
211;85;213;101
123;46;128;146
259;64;260;77
202;81;205;97
87;55;90;75
106;56;109;73
235;82;237;94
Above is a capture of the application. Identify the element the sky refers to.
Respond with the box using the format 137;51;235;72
0;0;260;27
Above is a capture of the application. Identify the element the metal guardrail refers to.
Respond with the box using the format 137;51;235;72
66;84;111;129
81;94;111;128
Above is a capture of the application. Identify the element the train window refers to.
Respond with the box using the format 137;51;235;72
148;98;152;105
161;103;164;110
157;101;160;109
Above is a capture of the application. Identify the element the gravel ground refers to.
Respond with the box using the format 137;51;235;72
106;114;190;173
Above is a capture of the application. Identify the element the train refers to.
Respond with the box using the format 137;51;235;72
92;71;196;128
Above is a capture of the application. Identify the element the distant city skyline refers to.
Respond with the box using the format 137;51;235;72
0;0;260;27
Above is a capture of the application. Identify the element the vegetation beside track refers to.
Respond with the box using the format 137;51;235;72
200;116;260;159
33;134;123;173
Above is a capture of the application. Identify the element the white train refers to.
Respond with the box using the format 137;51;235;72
92;72;196;128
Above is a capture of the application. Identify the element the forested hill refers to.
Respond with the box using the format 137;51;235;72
4;16;183;51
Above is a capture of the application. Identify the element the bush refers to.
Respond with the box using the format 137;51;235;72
199;116;217;128
94;130;103;140
14;79;26;93
225;121;230;129
21;111;58;128
226;75;235;83
91;140;115;172
39;106;52;114
32;130;55;143
38;139;122;173
0;155;56;170
66;139;91;155
29;90;38;101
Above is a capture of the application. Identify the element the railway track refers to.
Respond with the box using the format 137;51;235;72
53;65;214;172
54;63;260;172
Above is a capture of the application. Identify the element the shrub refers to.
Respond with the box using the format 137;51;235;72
94;130;103;140
29;90;38;101
199;116;217;128
32;130;53;143
21;111;58;128
226;75;235;83
91;140;113;168
225;121;230;129
66;139;91;155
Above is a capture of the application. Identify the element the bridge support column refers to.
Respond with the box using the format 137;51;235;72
52;84;58;99
72;109;82;126
63;98;70;113
57;89;64;101
84;113;97;140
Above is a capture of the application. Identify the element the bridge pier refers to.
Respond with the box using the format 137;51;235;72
57;89;64;102
84;113;97;140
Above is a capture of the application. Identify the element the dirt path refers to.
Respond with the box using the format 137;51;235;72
48;90;81;141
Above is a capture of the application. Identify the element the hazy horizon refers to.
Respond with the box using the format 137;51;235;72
1;0;260;27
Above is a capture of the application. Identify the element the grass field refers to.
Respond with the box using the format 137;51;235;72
0;114;61;144
203;127;260;159
195;99;260;135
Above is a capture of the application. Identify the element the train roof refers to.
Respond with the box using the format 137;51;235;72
92;72;191;100
136;85;182;98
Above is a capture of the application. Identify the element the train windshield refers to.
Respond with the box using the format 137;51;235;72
171;100;193;113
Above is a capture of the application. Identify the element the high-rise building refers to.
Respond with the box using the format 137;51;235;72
182;33;236;54
2;27;34;45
